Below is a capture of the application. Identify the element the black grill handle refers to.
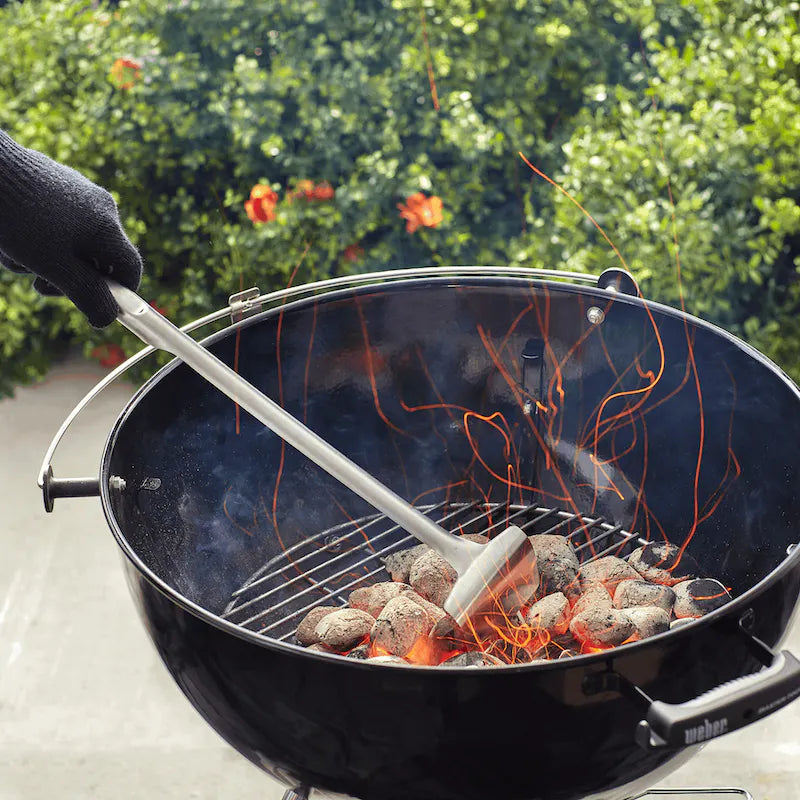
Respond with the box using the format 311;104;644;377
42;466;101;512
636;648;800;749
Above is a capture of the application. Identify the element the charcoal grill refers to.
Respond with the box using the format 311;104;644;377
223;501;640;642
40;267;800;800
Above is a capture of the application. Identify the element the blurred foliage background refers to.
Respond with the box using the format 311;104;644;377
0;0;797;394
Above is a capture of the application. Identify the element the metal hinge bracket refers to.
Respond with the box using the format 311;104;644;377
229;287;262;323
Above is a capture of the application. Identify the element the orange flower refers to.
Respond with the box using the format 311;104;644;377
295;179;315;199
109;58;141;90
397;192;443;233
245;184;278;223
251;184;278;205
91;343;127;369
312;181;335;200
343;243;364;262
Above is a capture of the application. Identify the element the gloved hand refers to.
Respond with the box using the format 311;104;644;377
0;130;143;328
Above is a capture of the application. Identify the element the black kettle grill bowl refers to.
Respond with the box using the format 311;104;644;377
99;277;800;800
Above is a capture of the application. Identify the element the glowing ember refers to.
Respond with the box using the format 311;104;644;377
370;595;436;659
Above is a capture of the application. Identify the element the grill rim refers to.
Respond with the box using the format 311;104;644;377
98;272;800;671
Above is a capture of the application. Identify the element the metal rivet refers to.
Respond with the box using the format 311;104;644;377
109;475;127;492
587;306;605;324
323;535;344;552
788;543;797;556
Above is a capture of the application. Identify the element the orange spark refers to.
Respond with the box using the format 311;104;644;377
419;6;440;110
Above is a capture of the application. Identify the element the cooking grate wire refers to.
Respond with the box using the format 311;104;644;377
221;501;648;642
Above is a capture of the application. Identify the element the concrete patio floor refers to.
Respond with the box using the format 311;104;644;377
1;356;798;800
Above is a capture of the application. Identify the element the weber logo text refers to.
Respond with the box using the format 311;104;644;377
684;717;729;744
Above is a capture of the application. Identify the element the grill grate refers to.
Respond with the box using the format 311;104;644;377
221;501;647;643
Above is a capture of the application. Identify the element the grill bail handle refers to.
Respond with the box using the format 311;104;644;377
105;280;486;576
634;636;800;750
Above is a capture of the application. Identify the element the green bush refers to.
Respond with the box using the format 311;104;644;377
516;0;800;372
0;0;797;392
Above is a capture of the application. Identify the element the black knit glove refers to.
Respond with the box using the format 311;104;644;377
0;130;143;328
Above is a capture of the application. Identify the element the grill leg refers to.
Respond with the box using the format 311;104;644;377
282;787;310;800
631;790;753;799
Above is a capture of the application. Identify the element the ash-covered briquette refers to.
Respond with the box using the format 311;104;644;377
349;582;404;615
349;582;410;617
409;549;458;607
295;606;338;646
571;584;613;617
627;542;700;586
371;595;435;657
349;581;446;623
314;608;376;652
529;534;580;597
380;535;487;585
346;643;371;659
429;613;471;645
579;555;640;591
613;580;676;613
381;543;430;583
441;651;504;667
625;606;671;640
407;591;448;624
673;578;732;618
569;607;635;648
294;524;731;666
524;592;570;636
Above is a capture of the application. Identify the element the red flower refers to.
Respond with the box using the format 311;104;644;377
149;300;168;316
294;179;315;200
245;183;278;223
312;181;335;200
288;180;335;203
343;243;364;262
91;343;127;369
397;192;443;233
109;58;141;90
